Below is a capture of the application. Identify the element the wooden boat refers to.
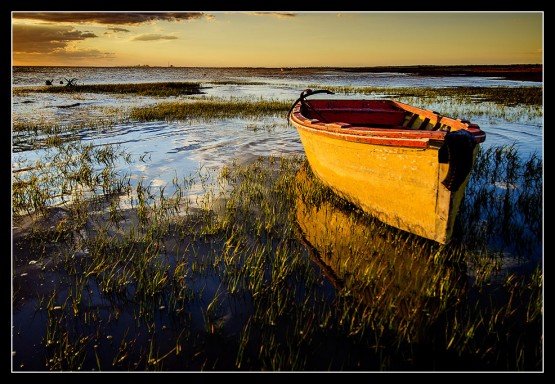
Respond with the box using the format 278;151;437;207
288;89;486;244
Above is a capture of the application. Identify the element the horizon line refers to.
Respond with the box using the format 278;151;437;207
11;63;543;68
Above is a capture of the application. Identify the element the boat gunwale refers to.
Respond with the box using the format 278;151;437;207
294;123;433;149
289;99;486;148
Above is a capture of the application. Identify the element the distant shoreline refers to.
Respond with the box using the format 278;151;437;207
333;64;542;82
12;64;542;82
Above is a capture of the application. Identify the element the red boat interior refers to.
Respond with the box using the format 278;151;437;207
301;99;446;131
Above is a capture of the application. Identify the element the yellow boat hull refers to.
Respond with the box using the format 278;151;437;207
297;128;477;244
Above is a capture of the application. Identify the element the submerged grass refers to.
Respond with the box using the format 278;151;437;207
12;140;543;371
11;81;543;371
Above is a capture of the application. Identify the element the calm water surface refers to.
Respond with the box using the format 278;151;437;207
12;66;543;196
11;67;543;371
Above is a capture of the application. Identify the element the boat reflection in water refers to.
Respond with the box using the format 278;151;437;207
294;162;467;344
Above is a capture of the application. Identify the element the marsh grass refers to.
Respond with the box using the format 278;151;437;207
205;80;269;86
304;85;543;123
128;98;291;122
11;82;543;371
12;141;132;215
12;116;133;152
125;91;541;124
460;145;542;262
12;86;541;152
312;85;543;107
13;82;204;97
12;141;542;370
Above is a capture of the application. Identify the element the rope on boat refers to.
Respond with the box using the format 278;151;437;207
440;130;477;192
287;89;335;122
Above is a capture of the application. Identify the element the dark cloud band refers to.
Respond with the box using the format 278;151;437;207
132;34;178;41
13;24;98;53
12;12;207;25
107;27;131;33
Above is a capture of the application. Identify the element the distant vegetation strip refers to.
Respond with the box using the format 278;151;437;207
127;86;542;122
314;85;543;106
13;81;541;107
205;80;269;86
129;99;291;121
13;82;204;97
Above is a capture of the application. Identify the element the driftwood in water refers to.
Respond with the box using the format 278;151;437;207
64;78;78;86
53;78;78;86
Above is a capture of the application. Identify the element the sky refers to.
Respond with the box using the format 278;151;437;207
11;11;543;67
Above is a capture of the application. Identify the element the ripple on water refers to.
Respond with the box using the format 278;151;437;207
12;67;542;194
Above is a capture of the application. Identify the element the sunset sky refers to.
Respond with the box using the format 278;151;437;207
11;11;543;67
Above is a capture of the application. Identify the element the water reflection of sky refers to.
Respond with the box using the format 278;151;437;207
12;66;543;196
12;66;541;88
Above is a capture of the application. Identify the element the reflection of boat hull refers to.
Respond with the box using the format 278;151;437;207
295;163;467;343
289;92;486;244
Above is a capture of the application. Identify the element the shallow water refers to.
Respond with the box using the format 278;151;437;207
13;66;541;88
11;67;543;371
12;66;544;195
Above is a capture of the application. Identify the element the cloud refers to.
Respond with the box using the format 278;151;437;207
246;12;296;19
107;27;130;33
13;24;97;53
14;48;116;65
48;49;116;60
132;34;178;41
12;12;209;25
